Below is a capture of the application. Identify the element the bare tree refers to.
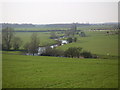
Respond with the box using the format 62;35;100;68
71;23;77;36
12;37;22;50
2;27;15;50
65;23;77;37
26;33;40;56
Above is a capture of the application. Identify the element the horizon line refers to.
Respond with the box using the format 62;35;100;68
0;21;118;25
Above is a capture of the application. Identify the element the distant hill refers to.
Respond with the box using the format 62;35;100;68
1;23;90;28
0;22;118;30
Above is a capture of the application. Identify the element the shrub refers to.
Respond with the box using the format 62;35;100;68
67;37;73;43
81;51;92;58
73;37;77;42
64;47;82;58
41;47;64;57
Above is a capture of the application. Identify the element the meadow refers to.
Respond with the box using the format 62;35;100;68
3;54;118;88
2;30;118;88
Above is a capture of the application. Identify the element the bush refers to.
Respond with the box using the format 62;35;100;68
67;37;73;43
81;51;92;58
64;47;82;58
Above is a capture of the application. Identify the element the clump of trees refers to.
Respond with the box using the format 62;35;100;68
64;47;96;58
2;27;22;50
41;46;97;59
67;37;77;43
41;47;64;57
64;47;82;58
81;51;92;58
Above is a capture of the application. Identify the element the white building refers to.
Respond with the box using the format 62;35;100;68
61;40;68;44
38;47;46;55
50;44;58;49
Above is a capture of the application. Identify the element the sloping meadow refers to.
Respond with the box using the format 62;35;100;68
2;54;118;88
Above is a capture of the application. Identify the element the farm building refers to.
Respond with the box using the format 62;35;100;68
50;44;58;49
61;40;68;44
38;47;46;55
38;40;68;55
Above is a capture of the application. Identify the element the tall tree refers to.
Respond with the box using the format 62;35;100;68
28;33;40;55
71;23;77;36
65;23;77;37
2;27;15;50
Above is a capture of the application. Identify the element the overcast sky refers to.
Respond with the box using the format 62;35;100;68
0;0;118;24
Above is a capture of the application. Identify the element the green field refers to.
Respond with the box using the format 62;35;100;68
58;31;118;57
2;30;118;88
15;32;56;47
3;54;118;88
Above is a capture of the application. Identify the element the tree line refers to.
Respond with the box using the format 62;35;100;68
41;47;97;58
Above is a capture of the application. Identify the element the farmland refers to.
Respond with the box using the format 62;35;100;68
2;29;118;88
14;30;118;57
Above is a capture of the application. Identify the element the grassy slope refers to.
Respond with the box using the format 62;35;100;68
3;54;118;88
58;31;118;56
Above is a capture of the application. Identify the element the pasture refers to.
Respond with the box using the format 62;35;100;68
2;54;118;88
57;31;118;57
